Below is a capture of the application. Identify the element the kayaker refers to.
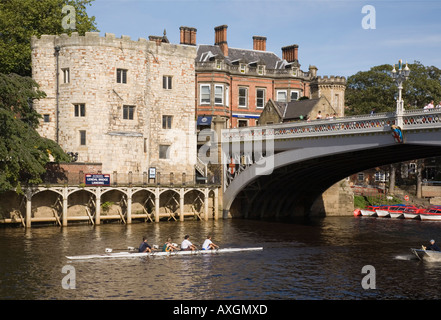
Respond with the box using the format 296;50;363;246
162;238;179;252
202;235;219;250
139;236;153;253
423;239;441;251
181;235;197;251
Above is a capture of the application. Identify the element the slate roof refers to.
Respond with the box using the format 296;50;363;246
197;44;292;69
273;98;324;119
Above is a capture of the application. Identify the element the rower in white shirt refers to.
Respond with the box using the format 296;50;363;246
202;235;219;250
181;235;197;251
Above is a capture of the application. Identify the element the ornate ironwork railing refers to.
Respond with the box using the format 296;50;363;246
221;109;441;142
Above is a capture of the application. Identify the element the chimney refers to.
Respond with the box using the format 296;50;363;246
214;25;228;56
180;26;197;45
253;36;267;51
281;44;299;63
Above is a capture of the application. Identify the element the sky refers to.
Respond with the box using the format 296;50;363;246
86;0;441;78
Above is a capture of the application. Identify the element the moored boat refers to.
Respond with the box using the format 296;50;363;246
388;205;405;219
360;206;378;217
402;206;424;219
419;207;441;221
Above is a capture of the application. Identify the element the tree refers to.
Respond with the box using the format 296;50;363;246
0;0;98;76
0;73;70;193
346;61;441;115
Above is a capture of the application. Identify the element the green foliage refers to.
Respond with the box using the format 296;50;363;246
354;195;402;208
0;74;70;193
0;0;98;76
346;61;441;115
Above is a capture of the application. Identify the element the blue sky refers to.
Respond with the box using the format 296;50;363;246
87;0;441;78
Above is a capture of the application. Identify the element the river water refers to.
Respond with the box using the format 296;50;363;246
1;216;441;301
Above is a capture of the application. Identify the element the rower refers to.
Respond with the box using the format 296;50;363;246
202;235;219;250
139;236;153;253
423;239;441;251
181;235;197;251
162;238;179;252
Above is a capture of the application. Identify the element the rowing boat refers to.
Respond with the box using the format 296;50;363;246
66;247;263;260
410;248;441;262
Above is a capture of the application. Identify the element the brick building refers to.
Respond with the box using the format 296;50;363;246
31;31;197;179
191;24;346;129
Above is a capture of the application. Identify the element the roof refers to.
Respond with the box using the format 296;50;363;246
273;98;325;119
197;45;289;69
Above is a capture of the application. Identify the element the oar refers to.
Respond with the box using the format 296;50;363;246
105;246;137;253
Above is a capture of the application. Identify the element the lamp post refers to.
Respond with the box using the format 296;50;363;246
391;60;410;127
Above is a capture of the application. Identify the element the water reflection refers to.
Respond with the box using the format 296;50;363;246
1;217;441;299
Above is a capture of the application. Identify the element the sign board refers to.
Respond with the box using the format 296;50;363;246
404;195;409;201
149;167;156;179
85;174;110;186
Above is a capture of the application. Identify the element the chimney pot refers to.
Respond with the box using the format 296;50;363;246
253;36;267;51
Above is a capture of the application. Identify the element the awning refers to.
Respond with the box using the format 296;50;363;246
197;116;212;126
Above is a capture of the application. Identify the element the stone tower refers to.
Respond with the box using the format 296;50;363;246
31;31;197;177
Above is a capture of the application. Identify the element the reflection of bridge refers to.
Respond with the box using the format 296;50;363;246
7;185;218;228
221;109;441;219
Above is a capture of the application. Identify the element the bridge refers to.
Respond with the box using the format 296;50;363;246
220;109;441;219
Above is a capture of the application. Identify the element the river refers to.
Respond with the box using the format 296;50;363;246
1;216;441;301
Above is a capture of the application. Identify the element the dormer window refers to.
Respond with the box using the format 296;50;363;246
257;65;265;75
216;60;222;70
240;63;246;73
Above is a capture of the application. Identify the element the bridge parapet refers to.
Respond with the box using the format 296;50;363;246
221;109;441;142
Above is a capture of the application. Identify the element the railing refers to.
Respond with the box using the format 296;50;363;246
221;109;441;142
41;171;221;187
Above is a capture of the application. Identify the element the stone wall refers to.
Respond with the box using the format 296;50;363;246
31;32;197;177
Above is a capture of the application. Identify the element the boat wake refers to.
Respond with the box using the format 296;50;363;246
394;254;418;261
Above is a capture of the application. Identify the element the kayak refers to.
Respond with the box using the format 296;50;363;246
66;247;263;260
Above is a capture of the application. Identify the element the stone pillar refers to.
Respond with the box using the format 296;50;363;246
127;188;132;224
213;188;219;220
213;115;226;218
204;188;209;221
95;187;101;225
155;188;160;222
25;189;32;228
179;188;184;221
62;186;68;227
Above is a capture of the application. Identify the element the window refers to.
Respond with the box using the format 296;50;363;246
200;84;211;104
159;145;170;159
162;115;172;129
238;87;248;108
214;85;224;105
74;104;85;117
374;172;387;182
79;130;86;146
276;90;287;102
290;91;299;101
257;65;264;75
256;89;265;108
216;60;222;70
225;86;229;107
240;64;246;73
357;173;364;181
238;119;248;127
62;68;70;83
123;105;135;120
43;114;50;122
116;69;127;84
163;76;172;89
